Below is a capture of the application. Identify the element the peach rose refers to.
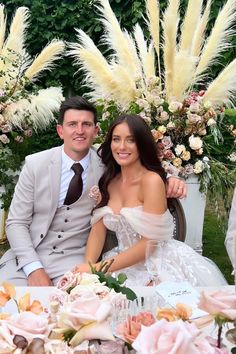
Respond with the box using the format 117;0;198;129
117;311;156;344
198;291;236;320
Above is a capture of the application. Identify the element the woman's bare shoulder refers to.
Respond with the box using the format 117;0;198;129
142;171;165;187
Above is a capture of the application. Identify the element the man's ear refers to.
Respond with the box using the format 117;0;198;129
56;124;63;140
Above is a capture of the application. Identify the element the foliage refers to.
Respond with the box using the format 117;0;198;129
90;260;137;301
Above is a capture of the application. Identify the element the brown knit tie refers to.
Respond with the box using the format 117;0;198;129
64;163;84;205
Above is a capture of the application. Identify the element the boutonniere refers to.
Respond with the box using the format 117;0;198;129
89;185;101;204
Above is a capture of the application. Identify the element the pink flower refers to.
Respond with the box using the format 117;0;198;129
162;136;173;149
4;311;53;342
198;291;236;320
56;271;78;291
89;185;101;203
133;319;216;354
55;291;114;346
117;311;155;344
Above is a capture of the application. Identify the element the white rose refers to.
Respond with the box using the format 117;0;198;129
189;135;203;151
193;160;204;174
203;100;212;109
175;144;186;156
187;113;202;124
158;125;167;134
159;111;169;121
207;118;217;126
189;102;200;113
80;273;100;285
168;101;183;113
0;134;10;144
167;121;176;129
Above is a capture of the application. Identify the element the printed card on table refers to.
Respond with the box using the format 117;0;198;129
155;281;207;319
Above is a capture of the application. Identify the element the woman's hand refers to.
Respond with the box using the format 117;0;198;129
72;263;91;274
166;176;187;199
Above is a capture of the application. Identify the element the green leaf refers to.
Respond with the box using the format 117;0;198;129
117;273;127;285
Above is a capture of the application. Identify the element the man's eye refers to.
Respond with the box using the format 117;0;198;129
83;122;93;127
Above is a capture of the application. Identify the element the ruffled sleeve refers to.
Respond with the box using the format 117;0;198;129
91;206;112;225
120;207;174;241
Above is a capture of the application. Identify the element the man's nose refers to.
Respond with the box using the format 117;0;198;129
76;123;83;133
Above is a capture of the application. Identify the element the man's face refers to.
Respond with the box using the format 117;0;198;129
57;109;99;160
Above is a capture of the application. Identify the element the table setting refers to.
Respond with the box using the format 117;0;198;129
0;266;235;354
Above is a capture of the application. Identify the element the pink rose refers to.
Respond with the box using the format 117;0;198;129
56;271;79;291
132;319;215;354
198;291;236;320
5;312;53;341
162;136;173;149
49;288;68;305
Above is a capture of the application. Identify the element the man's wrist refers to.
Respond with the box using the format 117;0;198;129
23;261;44;277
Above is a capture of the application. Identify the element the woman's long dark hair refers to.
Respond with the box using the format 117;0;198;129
95;114;166;210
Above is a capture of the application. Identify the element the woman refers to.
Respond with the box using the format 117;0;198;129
75;114;227;286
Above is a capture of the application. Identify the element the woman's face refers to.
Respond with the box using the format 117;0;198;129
111;122;140;167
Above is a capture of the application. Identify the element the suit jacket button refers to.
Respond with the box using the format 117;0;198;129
40;234;44;239
58;235;62;238
65;219;68;222
53;246;57;250
67;207;70;210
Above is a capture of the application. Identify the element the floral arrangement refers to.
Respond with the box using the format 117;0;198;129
0;5;65;210
0;279;235;353
69;0;236;214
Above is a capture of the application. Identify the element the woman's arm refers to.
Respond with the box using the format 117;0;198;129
84;218;107;263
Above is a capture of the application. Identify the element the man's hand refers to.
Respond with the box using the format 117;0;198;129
166;176;187;199
27;268;53;286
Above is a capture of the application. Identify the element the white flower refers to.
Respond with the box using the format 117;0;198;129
175;144;186;156
193;160;204;174
136;98;149;109
162;136;173;149
166;121;176;129
204;100;212;109
168;101;183;112
189;135;203;151
158;125;167;134
207;118;217;126
228;152;236;162
0;134;10;144
187;113;202;124
189;102;200;113
159;111;169;122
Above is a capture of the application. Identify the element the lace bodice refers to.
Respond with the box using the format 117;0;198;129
91;206;227;287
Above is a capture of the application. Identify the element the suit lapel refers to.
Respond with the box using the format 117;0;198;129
47;147;62;227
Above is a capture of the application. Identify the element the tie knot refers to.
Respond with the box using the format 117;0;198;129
71;163;83;175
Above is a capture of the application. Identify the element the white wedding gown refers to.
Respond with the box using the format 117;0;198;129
91;206;227;287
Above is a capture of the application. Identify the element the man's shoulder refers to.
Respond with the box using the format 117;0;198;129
25;146;62;163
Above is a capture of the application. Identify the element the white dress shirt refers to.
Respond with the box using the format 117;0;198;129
23;147;90;277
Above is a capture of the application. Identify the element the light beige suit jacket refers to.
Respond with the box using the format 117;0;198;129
0;146;104;281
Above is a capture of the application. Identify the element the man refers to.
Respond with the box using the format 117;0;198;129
225;188;236;272
0;96;186;286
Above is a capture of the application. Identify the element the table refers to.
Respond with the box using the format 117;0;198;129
1;285;235;351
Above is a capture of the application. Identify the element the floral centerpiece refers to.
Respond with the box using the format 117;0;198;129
69;0;236;215
0;5;65;210
0;279;236;353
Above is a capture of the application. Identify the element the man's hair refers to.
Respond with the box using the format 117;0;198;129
58;96;97;124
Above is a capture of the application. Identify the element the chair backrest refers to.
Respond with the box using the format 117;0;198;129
100;198;186;258
167;198;186;242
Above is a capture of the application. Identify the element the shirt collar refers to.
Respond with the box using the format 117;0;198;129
62;146;90;172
